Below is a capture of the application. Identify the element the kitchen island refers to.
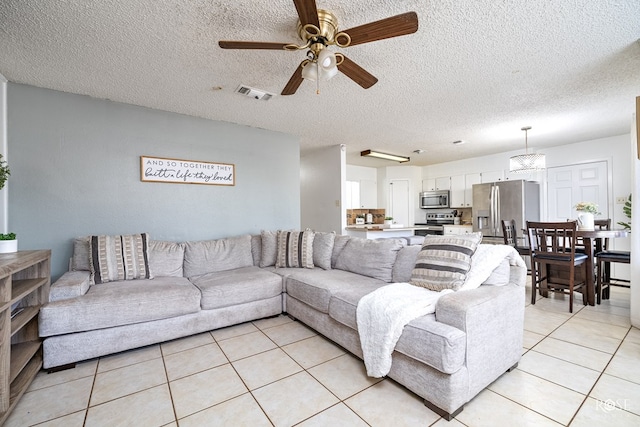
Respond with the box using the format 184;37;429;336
344;225;432;239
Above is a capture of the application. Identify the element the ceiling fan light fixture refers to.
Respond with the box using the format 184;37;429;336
509;126;546;173
361;150;410;163
301;61;317;81
319;63;338;81
318;49;336;69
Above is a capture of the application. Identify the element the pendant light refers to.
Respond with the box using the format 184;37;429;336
509;126;546;173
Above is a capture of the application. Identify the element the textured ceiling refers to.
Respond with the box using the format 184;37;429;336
1;0;639;167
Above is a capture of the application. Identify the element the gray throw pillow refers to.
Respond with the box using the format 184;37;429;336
313;231;336;270
410;233;482;291
259;230;278;267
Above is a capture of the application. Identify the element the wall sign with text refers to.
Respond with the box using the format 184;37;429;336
140;156;235;186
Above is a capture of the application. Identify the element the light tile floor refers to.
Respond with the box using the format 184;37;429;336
6;281;639;426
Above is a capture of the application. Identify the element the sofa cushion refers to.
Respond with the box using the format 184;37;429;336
39;277;200;336
251;234;262;266
334;237;404;282
184;235;253;277
329;285;467;374
190;266;282;310
392;245;421;283
285;269;386;313
313;231;335;270
331;235;351;268
259;230;279;267
149;240;185;277
410;233;481;291
276;229;315;268
89;233;153;284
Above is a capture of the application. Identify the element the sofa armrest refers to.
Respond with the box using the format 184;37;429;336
49;271;91;302
436;283;525;396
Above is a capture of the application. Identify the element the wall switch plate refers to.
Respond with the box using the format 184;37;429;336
616;196;627;204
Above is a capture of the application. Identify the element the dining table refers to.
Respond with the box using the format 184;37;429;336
575;228;630;305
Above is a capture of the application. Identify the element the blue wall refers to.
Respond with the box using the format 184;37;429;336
8;84;300;279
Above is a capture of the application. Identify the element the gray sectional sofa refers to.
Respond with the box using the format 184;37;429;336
39;231;526;419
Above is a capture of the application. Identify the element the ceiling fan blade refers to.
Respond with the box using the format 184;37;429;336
281;63;304;95
337;56;378;89
339;12;418;47
218;41;289;50
293;0;320;28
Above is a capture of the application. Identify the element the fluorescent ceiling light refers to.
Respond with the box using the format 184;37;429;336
361;150;410;163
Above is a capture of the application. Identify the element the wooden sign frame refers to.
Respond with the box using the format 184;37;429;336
140;156;235;186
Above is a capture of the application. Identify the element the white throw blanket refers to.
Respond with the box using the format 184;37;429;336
356;283;452;377
356;244;525;378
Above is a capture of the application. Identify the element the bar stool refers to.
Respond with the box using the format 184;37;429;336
527;221;588;313
596;232;631;304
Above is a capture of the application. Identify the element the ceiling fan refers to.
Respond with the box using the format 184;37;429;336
218;0;419;95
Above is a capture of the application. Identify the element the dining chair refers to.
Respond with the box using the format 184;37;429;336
527;221;588;313
501;219;531;257
595;218;631;303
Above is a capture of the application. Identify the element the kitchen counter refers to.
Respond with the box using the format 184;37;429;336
344;225;432;239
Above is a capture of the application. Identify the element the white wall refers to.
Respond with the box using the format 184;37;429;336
301;145;345;233
8;84;301;279
346;164;376;182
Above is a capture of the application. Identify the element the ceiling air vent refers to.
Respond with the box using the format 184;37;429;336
235;85;274;101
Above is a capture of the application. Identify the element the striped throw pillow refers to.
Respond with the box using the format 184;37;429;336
276;229;315;269
90;233;153;284
410;233;481;291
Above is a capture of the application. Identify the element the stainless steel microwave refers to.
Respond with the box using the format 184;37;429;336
420;190;450;209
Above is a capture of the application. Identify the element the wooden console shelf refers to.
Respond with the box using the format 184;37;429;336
0;250;51;424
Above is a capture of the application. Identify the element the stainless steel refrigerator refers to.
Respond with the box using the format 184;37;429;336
472;180;540;244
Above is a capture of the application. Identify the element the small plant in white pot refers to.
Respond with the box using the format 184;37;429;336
0;154;16;253
0;233;17;254
384;216;394;225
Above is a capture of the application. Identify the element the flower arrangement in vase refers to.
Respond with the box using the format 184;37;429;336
574;202;600;231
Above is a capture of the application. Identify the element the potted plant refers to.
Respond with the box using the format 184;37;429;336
355;214;365;225
0;154;16;253
574;202;600;231
0;232;17;254
617;194;631;230
384;216;394;225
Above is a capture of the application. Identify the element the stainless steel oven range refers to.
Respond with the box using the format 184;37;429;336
414;211;455;236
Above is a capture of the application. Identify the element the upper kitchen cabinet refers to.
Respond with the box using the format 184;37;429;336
480;170;504;183
346;179;378;209
360;179;377;208
450;173;481;208
422;176;451;191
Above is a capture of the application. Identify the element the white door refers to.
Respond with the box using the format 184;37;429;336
389;180;409;226
547;161;608;221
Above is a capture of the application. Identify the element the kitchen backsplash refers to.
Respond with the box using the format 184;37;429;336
346;209;386;225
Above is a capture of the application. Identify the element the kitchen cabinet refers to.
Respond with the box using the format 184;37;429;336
451;173;480;208
480;170;504;183
450;175;465;208
443;225;473;235
422;176;451;191
346;180;378;209
360;179;377;208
